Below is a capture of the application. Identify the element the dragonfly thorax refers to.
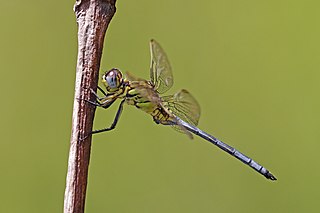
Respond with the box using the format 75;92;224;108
102;68;124;92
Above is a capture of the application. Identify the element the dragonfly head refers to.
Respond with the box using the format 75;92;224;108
102;68;124;92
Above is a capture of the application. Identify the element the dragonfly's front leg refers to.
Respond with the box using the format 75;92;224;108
99;95;118;109
78;87;108;107
91;99;126;135
90;86;109;101
84;96;117;109
78;96;102;107
85;88;118;109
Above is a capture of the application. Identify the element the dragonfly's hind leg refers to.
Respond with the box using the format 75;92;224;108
91;99;125;135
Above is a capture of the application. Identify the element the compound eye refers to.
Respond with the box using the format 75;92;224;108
104;68;123;90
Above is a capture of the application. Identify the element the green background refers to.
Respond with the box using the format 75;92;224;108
1;0;319;212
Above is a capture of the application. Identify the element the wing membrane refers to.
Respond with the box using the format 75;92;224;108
162;89;201;127
150;39;173;94
125;71;145;82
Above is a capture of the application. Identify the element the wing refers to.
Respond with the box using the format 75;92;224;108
125;71;145;82
149;39;174;94
162;89;201;127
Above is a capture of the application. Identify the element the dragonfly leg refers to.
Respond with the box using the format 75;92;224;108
90;87;106;101
77;97;102;107
97;85;108;97
91;99;125;135
79;86;117;108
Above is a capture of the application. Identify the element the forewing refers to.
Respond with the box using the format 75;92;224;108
162;89;201;127
125;71;145;81
150;39;173;94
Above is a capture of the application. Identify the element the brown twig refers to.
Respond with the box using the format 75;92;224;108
64;1;116;212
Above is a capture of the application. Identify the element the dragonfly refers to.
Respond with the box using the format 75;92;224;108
86;39;277;181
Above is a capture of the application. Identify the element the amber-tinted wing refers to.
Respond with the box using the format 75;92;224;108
162;89;201;127
125;71;146;82
149;39;174;94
